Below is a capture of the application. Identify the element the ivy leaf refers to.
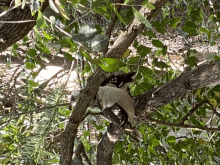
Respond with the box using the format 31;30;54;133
99;58;125;72
132;6;152;28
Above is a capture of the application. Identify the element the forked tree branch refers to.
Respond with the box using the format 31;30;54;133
61;0;170;164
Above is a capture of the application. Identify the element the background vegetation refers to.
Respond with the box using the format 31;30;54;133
1;0;220;164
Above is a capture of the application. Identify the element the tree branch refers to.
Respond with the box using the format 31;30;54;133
135;61;220;117
180;100;209;124
61;0;170;164
147;116;220;131
102;0;124;55
0;1;49;52
0;103;69;117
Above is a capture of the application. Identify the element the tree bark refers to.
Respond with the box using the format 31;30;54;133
0;0;12;6
61;0;170;164
135;61;220;116
97;123;125;165
0;0;49;53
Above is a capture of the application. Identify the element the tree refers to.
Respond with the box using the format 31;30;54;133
1;0;220;164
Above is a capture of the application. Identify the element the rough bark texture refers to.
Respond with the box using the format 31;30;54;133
0;1;49;53
135;61;220;116
61;0;170;164
0;0;12;6
97;123;125;165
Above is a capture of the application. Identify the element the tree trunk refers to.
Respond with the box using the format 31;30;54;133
0;0;49;53
61;0;170;164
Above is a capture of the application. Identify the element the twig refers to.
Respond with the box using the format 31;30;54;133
0;103;69;117
180;100;208;124
147;116;220;131
82;111;103;121
206;101;220;118
102;0;123;55
0;20;35;23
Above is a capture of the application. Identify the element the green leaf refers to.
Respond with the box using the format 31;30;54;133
185;56;198;67
137;45;151;57
182;21;198;36
167;136;176;143
186;21;197;28
152;40;164;48
28;80;39;87
211;85;220;93
125;0;135;4
36;9;47;29
151;138;160;147
152;21;165;34
170;17;182;28
25;62;36;70
42;30;53;40
132;6;152;28
127;142;133;152
99;58;125;72
162;46;167;55
26;49;37;58
199;27;209;33
154;61;169;69
142;30;156;39
216;11;220;20
113;5;126;26
142;1;155;10
36;42;51;54
64;52;75;61
210;42;216;46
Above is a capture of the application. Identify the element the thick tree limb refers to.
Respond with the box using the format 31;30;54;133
72;141;92;165
97;123;125;165
61;0;170;164
135;61;220;117
0;0;13;6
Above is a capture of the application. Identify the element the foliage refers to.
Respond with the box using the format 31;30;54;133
1;0;220;164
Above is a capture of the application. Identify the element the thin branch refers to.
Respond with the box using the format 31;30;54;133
147;116;220;131
0;103;69;117
0;20;35;23
82;111;103;121
180;100;208;124
206;101;220;118
102;0;123;54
